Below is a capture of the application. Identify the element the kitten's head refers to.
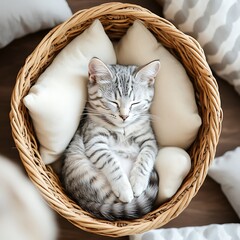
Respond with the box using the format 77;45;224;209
88;57;160;127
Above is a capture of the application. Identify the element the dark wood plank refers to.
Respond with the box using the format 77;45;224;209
67;0;163;16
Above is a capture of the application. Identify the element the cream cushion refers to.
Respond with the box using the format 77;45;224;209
0;155;57;240
208;147;240;219
154;147;191;205
116;20;202;149
24;20;117;164
130;224;240;240
0;0;72;48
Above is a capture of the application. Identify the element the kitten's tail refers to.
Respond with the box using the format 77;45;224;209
80;170;158;221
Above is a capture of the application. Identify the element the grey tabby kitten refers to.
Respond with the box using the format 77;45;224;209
62;57;160;220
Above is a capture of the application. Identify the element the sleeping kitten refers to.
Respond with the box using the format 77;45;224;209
62;57;160;220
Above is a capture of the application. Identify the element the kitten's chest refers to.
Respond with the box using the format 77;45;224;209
109;132;140;161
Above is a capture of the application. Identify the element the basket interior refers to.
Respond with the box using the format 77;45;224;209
10;3;222;237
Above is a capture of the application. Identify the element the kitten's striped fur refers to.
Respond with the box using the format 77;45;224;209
62;58;160;220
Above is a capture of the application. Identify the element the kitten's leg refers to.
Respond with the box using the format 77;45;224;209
130;130;158;197
85;134;133;203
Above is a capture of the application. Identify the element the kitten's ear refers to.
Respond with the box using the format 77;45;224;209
135;60;160;86
88;57;113;84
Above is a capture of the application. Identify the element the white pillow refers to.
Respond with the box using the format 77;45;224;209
116;21;202;149
158;0;240;95
0;155;57;240
208;147;240;219
154;147;191;205
130;224;240;240
0;0;72;48
24;19;117;164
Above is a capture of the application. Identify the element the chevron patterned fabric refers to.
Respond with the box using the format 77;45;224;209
158;0;240;95
130;224;240;240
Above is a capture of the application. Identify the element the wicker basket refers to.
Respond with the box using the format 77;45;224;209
10;2;222;237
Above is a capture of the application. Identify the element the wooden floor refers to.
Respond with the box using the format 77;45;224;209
0;0;239;239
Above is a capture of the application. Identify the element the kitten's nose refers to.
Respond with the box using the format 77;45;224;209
119;115;128;121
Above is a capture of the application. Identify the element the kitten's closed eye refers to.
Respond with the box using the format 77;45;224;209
109;101;120;109
131;101;141;106
110;101;140;110
129;101;141;110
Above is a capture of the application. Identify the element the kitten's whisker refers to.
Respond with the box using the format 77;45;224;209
83;111;117;119
138;113;161;119
87;112;114;116
136;113;161;123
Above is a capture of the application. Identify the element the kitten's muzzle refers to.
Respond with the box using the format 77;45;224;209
119;115;129;121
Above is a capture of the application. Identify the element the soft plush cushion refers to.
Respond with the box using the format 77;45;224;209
116;20;202;149
157;0;240;95
154;147;191;205
130;223;240;240
208;147;240;218
0;0;72;48
0;155;57;240
24;19;117;164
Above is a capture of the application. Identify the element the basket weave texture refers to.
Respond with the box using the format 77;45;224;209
10;2;222;237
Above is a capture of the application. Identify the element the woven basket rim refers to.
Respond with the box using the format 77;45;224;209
9;2;222;237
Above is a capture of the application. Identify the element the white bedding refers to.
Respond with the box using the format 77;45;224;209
130;224;240;240
208;147;240;218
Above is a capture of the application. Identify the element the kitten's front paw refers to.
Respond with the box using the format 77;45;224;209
112;177;133;203
130;173;149;197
